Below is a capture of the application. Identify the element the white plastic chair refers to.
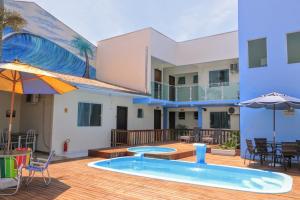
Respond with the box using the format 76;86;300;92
25;129;36;152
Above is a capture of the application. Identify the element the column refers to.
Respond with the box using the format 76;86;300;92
163;107;168;129
197;107;203;128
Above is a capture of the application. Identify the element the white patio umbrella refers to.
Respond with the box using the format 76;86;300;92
239;92;300;165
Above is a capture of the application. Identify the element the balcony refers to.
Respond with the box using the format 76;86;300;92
151;81;239;102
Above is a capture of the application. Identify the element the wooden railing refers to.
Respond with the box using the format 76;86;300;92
194;128;240;145
111;129;193;147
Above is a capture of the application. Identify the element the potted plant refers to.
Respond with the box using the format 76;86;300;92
211;131;240;156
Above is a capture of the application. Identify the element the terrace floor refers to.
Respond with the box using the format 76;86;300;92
3;143;300;200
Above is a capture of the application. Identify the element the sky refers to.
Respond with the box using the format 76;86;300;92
22;0;238;44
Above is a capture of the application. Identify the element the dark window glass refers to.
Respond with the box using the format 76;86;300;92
209;70;229;87
210;112;230;129
248;38;267;68
78;103;102;126
193;75;198;84
177;77;185;85
194;111;198;120
137;108;144;118
178;112;185;120
287;32;300;64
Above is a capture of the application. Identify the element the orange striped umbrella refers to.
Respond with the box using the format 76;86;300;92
0;60;77;150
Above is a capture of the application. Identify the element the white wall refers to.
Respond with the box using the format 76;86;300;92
163;59;239;87
176;32;238;66
51;90;159;156
0;92;21;132
19;95;53;152
96;28;151;93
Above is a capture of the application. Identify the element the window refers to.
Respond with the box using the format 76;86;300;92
287;32;300;64
193;75;198;84
77;102;102;126
178;112;185;120
194;111;198;120
177;77;185;85
248;38;267;68
137;108;144;118
210;112;230;129
209;70;229;87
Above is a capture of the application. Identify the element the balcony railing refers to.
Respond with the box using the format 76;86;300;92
151;81;239;102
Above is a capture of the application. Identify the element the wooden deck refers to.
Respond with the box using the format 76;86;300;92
3;143;300;200
88;142;220;160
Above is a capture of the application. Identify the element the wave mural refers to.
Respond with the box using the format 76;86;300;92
4;0;97;78
3;32;96;77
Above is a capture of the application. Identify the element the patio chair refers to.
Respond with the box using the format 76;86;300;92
296;140;300;161
254;138;272;165
25;129;36;152
281;142;298;171
244;139;258;164
25;151;55;186
0;129;18;150
0;156;23;196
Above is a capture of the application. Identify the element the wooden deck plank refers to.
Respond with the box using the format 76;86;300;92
4;143;300;200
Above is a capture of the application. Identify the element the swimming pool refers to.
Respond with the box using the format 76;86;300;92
88;156;292;194
127;146;176;154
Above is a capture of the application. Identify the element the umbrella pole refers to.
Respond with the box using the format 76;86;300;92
273;104;276;167
7;71;17;152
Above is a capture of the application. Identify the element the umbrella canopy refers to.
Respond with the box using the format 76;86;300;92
0;60;77;151
239;92;300;110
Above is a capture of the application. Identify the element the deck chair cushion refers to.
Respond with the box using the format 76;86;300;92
0;178;18;190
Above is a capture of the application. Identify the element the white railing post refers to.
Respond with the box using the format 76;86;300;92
189;86;192;101
205;87;207;100
175;87;178;101
221;85;224;100
158;83;161;99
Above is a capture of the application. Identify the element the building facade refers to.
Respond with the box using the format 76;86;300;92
97;28;240;131
239;0;300;156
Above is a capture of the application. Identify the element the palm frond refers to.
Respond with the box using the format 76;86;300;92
71;36;94;57
2;9;27;31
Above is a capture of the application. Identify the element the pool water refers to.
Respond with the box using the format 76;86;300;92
127;146;176;154
88;157;292;194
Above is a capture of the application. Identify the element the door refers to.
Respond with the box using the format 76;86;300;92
169;75;175;101
169;111;176;129
154;109;161;129
116;106;128;130
154;69;162;98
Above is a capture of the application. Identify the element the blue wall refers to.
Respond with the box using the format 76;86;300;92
239;0;300;156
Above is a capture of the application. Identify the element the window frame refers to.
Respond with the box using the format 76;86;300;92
286;31;300;64
248;37;268;68
77;102;102;127
178;112;185;120
177;76;186;85
209;69;229;87
137;108;144;118
194;111;198;120
193;75;198;84
209;112;230;129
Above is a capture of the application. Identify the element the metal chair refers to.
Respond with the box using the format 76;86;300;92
244;139;258;164
281;142;298;170
254;138;272;165
0;156;23;196
26;151;55;186
0;129;18;150
25;129;36;152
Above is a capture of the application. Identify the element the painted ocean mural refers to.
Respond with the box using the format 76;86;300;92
3;0;96;78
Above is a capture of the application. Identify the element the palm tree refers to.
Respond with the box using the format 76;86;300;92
0;0;27;61
71;36;94;78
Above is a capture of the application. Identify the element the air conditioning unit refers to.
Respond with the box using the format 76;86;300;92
26;94;40;104
230;63;239;73
228;107;239;115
